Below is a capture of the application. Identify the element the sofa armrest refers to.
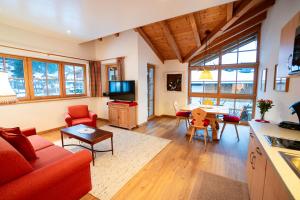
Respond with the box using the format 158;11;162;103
0;150;92;200
89;111;97;120
65;113;73;127
21;128;37;136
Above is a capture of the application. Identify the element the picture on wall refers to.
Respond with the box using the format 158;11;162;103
273;64;290;92
166;73;182;91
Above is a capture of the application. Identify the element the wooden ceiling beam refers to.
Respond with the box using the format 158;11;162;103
190;13;265;63
184;0;262;62
220;11;267;37
159;21;183;62
135;27;164;63
227;2;234;22
188;13;201;47
229;0;275;29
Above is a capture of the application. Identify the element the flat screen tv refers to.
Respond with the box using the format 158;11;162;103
109;80;135;101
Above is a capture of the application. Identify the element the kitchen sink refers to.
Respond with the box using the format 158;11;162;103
279;151;300;178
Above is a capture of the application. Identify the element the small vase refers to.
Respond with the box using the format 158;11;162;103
260;112;265;120
255;112;270;123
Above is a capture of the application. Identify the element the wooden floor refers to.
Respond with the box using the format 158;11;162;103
42;117;250;200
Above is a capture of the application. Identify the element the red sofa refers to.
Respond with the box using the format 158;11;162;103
65;105;97;128
0;128;92;200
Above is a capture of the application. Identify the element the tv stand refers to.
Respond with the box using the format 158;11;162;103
107;101;138;130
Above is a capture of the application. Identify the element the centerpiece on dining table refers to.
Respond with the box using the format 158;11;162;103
255;99;274;123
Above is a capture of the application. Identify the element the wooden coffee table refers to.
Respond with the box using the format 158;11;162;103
60;124;113;165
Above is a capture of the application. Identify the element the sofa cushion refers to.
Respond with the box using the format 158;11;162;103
71;118;94;126
0;131;38;161
27;135;54;151
30;145;72;170
68;105;89;119
223;115;240;123
0;137;33;185
0;127;21;134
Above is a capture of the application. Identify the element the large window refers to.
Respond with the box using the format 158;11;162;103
0;53;87;101
32;60;60;97
0;55;26;98
64;64;86;95
189;33;259;121
220;68;254;94
190;69;218;93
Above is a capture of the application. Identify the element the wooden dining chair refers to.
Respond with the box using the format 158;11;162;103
189;108;210;150
220;108;246;141
173;101;191;130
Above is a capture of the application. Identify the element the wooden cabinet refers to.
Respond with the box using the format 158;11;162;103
108;102;137;129
263;161;291;200
247;129;292;200
247;129;267;200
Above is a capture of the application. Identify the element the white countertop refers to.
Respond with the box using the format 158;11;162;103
249;121;300;200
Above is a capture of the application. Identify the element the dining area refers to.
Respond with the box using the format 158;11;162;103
174;101;244;150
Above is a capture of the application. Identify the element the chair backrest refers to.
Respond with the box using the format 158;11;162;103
202;99;214;105
173;101;180;113
68;105;89;119
191;108;207;127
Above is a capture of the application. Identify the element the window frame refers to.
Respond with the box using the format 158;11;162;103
62;62;87;97
28;58;63;100
0;53;30;100
0;53;88;102
188;32;260;120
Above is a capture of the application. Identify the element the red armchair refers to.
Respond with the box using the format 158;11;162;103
65;105;97;128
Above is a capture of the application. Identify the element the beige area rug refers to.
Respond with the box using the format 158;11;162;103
56;125;171;200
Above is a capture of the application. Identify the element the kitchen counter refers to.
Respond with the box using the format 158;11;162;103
249;121;300;199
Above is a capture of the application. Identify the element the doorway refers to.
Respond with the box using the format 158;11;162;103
147;64;155;120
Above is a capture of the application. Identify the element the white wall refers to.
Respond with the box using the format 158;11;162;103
257;0;300;123
0;24;98;132
137;34;163;122
94;30;139;120
157;60;188;116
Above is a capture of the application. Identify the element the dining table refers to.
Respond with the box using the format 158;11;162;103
180;104;229;141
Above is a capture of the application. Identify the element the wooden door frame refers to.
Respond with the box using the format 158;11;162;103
147;63;156;120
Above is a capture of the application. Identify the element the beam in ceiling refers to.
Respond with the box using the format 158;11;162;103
227;2;234;22
219;11;266;42
188;13;201;47
159;21;183;62
184;0;262;62
135;27;164;63
190;12;266;63
229;0;275;29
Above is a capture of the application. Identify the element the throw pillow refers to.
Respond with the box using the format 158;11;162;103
0;131;37;161
0;127;21;135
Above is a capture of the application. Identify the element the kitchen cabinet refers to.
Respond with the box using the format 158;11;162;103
263;160;291;200
247;128;293;200
247;129;267;200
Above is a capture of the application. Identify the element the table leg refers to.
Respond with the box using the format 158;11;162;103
91;144;95;166
207;114;219;141
111;137;114;155
61;132;64;147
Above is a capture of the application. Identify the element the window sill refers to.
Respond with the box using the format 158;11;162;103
0;96;93;106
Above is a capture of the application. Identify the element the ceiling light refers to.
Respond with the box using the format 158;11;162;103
199;69;213;80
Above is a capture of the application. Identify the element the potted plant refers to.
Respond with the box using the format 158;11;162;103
256;99;274;123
